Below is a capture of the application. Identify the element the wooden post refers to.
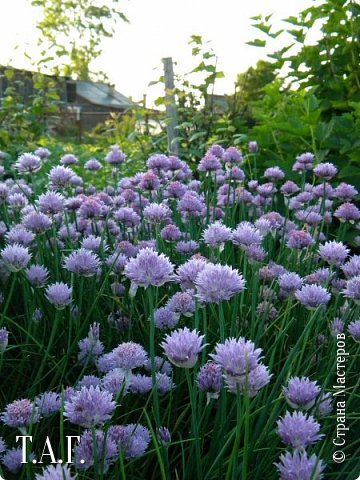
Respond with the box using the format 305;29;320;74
162;57;179;156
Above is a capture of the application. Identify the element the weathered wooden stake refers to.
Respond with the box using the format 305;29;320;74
162;57;179;156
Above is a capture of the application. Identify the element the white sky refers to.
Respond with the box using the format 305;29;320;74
0;0;316;105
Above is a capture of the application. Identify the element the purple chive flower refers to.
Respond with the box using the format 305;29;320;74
264;166;285;181
157;426;171;445
35;464;76;480
85;158;102;171
197;361;222;395
161;327;205;368
154;307;179;329
2;447;34;473
207;144;225;158
348;319;360;341
225;364;272;397
106;252;127;275
64;386;115;427
223;146;243;163
26;264;50;288
195;263;246;304
144;356;172;376
37;191;65;215
343;276;360;304
314;392;333;417
22;211;52;233
330;318;345;337
319;241;349;266
45;282;72;309
225;166;245;181
281;180;300;196
342;255;360;278
176;257;208;290
78;323;104;365
248;141;258;153
232;222;263;248
245;244;267;263
124;247;174;289
166;290;195;317
278;272;303;295
114;207;141;227
143;203;171;224
63;248;100;277
161;224;182;242
334;202;360;223
164;181;187;199
48;165;74;188
15;153;41;173
105;145;126;165
1;398;39;428
108;424;151;459
287;230;314;249
35;392;61;417
74;429;118;470
147;153;169;170
334;182;358;201
175;240;199;255
178;191;204;217
77;375;101;390
211;337;262;378
128;374;152;394
81;235;104;252
97;342;148;373
198;154;222;172
0;327;9;353
60;153;78;165
8;192;28;210
138;171;160;191
313;162;337;180
276;411;322;448
295;284;330;309
1;243;31;272
283;377;320;409
155;372;175;394
203;221;232;248
34;147;50;159
101;369;128;397
275;450;325;480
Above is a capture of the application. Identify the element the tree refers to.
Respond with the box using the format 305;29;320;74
30;0;129;80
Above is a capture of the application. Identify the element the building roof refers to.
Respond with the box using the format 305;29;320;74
74;80;137;109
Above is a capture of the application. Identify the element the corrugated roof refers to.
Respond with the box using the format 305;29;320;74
74;81;137;109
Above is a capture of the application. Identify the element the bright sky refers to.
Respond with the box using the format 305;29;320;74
0;0;316;106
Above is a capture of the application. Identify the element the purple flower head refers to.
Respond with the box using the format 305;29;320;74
138;171;161;191
283;376;320;409
223;146;243;163
164;180;187;199
147;153;169;170
281;180;300;196
342;255;360;278
203;221;232;248
26;264;50;288
248;141;258;153
34;147;50;159
45;282;72;309
60;153;78;165
157;426;171;445
101;369;128;397
143;202;171;224
64;248;100;277
114;207;141;228
155;372;175;394
128;374;152;394
108;424;151;459
195;263;246;304
295;284;330;309
97;342;148;373
207;144;225;158
2;447;35;473
124;247;174;289
287;230;314;249
313;162;337;180
178;191;204;217
1;243;31;272
175;240;199;255
35;392;61;417
35;464;76;480
197;361;222;394
198;154;222;172
246;244;267;263
105;145;126;165
232;222;263;248
64;386;115;427
334;202;360;223
74;429;118;470
161;223;182;242
8;192;28;210
6;226;34;247
348;319;360;341
154;306;179;329
305;267;332;286
334;182;358;201
78;323;104;365
343;276;360;304
278;272;303;295
319;241;349;266
0;327;9;353
275;450;325;480
22;211;52;233
277;411;322;448
49;165;74;188
314;392;333;417
296;152;315;165
211;337;263;378
166;290;195;317
1;398;39;428
85;158;102;171
225;364;272;397
144;356;173;376
15;153;41;173
225;166;245;181
264;166;285;181
161;327;205;368
106;252;127;275
37;191;65;215
176;257;208;290
330;318;345;337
